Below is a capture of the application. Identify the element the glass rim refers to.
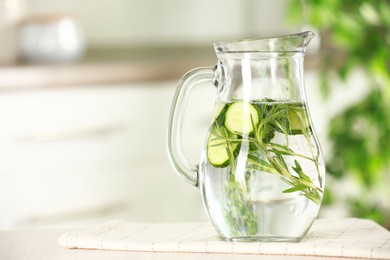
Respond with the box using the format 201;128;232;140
213;31;315;55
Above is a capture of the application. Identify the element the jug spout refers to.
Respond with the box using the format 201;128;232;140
214;31;315;55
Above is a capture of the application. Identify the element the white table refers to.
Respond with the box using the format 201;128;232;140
0;229;342;260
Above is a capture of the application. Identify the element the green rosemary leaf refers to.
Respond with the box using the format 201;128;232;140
291;159;302;172
283;185;307;193
302;190;322;205
273;154;289;172
268;143;295;156
292;160;311;182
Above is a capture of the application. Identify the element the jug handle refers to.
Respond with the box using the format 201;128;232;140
167;67;215;187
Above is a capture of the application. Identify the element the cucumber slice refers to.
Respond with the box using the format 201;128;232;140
207;132;230;167
206;126;237;167
225;101;259;135
288;106;309;135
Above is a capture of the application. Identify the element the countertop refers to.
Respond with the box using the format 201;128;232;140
2;218;389;260
0;46;319;90
0;46;215;90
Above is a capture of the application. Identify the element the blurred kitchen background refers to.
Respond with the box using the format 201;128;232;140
0;0;389;229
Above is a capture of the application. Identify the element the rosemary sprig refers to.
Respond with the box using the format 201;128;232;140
224;180;257;236
210;100;323;205
208;100;324;237
249;101;323;204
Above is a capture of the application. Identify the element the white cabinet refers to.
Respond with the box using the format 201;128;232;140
0;81;215;228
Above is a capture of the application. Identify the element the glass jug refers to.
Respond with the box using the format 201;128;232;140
167;31;325;242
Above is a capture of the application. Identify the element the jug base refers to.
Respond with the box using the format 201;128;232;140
223;236;303;243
